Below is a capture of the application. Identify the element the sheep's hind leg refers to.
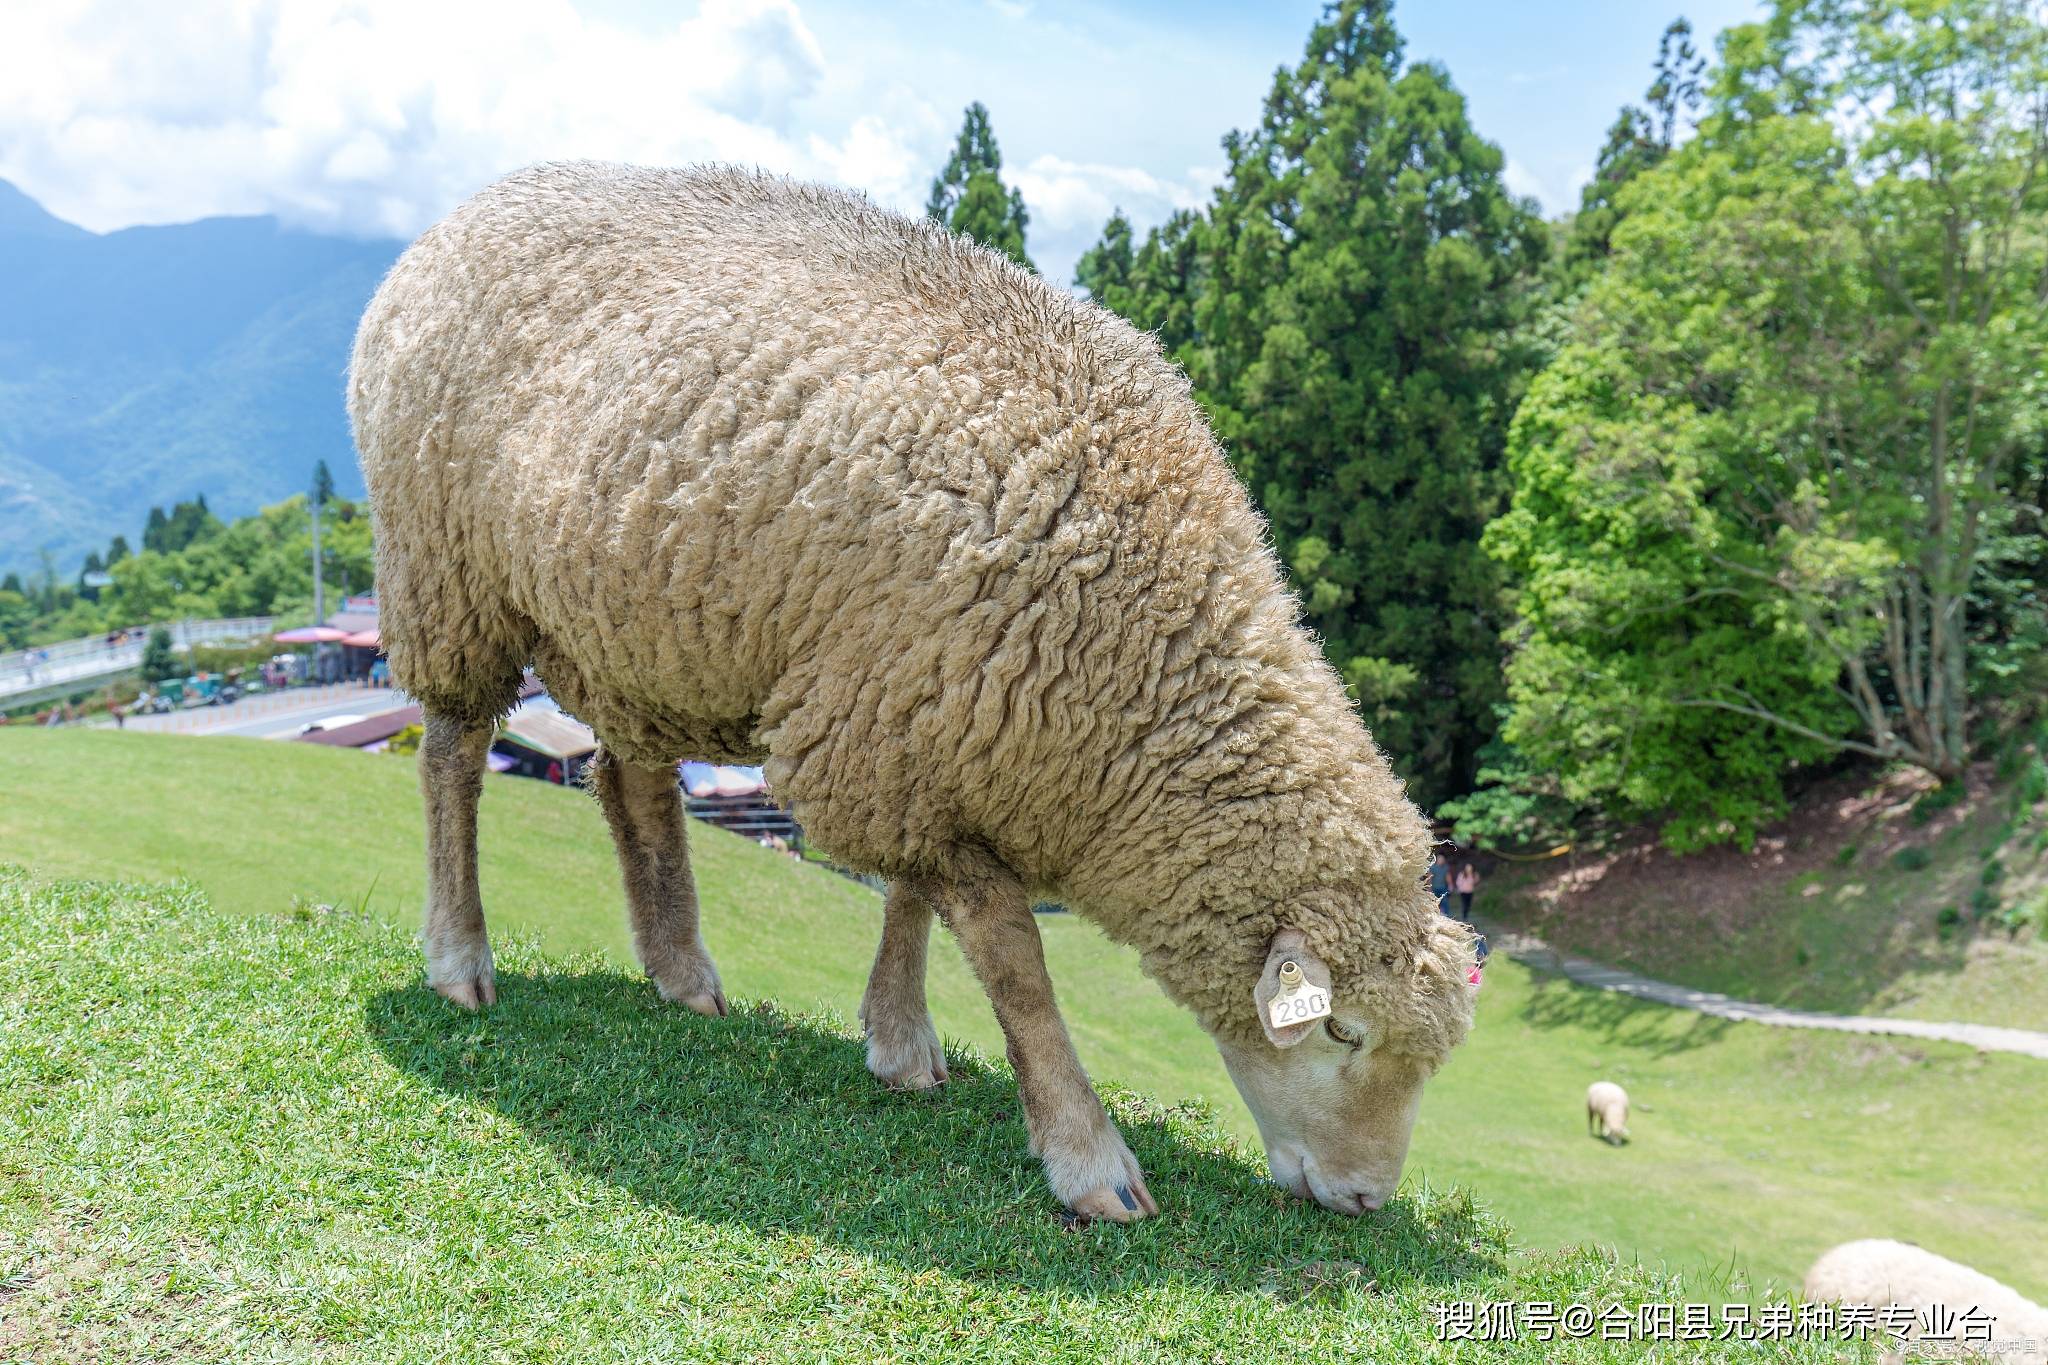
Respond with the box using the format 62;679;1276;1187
419;709;497;1009
860;882;948;1090
921;861;1158;1224
591;751;727;1016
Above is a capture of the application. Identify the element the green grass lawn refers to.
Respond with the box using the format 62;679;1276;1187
0;870;1868;1362
5;728;2046;1309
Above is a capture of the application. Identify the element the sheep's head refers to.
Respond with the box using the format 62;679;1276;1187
1209;917;1475;1215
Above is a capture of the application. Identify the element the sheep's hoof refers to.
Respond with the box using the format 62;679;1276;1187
1047;1129;1158;1224
651;956;727;1016
865;1016;949;1091
679;989;728;1017
1066;1179;1159;1224
427;939;496;1010
432;972;496;1010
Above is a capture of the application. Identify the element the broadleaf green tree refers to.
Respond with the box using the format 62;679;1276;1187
1488;0;2048;845
0;590;30;650
11;495;374;646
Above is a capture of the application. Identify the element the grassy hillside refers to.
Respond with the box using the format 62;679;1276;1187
1491;765;2048;1032
0;870;1865;1362
5;728;2046;1303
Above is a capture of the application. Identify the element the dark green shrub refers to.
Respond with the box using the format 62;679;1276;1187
139;626;181;684
1911;782;1965;825
2001;893;2048;936
2017;758;2048;808
1995;744;2027;782
1892;846;1932;872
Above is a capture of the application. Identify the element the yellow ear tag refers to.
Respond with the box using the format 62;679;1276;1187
1268;959;1331;1029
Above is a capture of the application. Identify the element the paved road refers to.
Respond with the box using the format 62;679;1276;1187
1475;916;2048;1061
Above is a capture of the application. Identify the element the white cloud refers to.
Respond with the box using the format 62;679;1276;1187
0;1;1271;281
1501;157;1545;204
1566;162;1595;204
1010;153;1211;232
0;0;916;239
1005;153;1217;283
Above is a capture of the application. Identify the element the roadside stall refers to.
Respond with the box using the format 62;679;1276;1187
494;704;598;785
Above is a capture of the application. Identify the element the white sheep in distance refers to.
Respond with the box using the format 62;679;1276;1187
1805;1239;2047;1363
1586;1081;1629;1144
349;162;1478;1225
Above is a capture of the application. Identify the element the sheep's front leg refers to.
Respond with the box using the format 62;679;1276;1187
918;866;1158;1223
860;882;948;1090
591;751;726;1016
419;709;497;1008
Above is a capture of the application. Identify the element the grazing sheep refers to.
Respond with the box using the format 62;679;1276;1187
1805;1240;2047;1363
350;162;1477;1224
1585;1081;1629;1143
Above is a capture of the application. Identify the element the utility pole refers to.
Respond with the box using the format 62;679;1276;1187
310;484;325;626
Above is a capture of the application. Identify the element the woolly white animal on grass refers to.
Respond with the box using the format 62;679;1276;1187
1585;1081;1629;1144
1805;1239;2047;1364
351;161;1477;1224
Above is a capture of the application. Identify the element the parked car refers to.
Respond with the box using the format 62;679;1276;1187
298;714;367;736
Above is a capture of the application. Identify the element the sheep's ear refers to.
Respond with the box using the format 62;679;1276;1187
1253;928;1332;1049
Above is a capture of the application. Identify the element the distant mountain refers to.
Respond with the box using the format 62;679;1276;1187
0;180;404;575
0;180;91;241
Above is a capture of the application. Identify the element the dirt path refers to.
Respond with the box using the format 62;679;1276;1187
1475;916;2048;1061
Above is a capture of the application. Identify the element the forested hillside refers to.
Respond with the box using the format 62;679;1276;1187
0;183;399;577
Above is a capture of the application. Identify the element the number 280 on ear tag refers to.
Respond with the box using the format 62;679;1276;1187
1268;960;1331;1029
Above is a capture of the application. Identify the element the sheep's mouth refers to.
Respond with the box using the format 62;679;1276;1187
1274;1171;1312;1201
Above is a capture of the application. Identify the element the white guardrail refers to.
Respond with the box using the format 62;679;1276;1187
0;616;277;701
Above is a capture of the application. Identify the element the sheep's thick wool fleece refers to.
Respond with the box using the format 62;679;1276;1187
351;162;1468;1053
1806;1240;2047;1361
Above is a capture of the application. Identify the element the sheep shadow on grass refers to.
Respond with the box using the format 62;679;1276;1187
365;970;1501;1298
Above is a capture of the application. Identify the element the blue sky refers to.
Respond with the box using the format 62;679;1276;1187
0;0;1769;283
